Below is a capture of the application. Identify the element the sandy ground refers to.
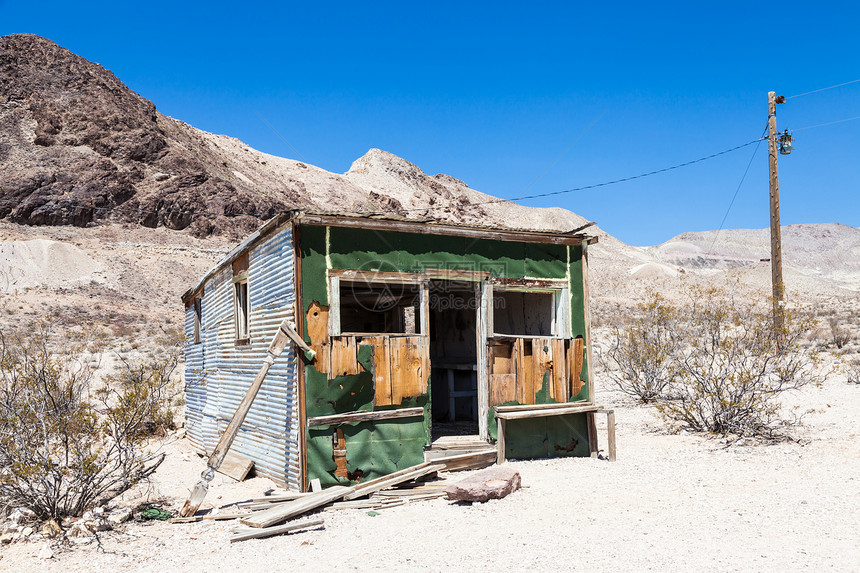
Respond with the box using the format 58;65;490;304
2;366;858;572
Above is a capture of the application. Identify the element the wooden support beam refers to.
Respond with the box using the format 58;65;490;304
497;417;507;464
603;409;617;462
307;407;424;428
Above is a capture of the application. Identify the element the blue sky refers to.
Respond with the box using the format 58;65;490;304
2;1;858;245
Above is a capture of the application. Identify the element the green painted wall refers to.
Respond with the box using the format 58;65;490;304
300;224;591;484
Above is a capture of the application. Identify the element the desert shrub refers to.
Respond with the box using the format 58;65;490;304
657;288;822;438
847;358;860;385
605;286;822;438
0;320;177;519
600;293;680;403
828;317;851;349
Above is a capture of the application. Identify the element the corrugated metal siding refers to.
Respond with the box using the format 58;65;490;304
184;225;300;490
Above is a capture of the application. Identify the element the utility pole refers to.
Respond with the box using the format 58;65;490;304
767;91;785;324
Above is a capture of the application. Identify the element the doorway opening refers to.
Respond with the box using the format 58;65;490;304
428;279;479;439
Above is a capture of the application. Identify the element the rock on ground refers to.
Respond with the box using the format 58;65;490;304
445;465;521;502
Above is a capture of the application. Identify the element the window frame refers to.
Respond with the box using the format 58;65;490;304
328;270;429;338
233;272;250;343
487;280;570;339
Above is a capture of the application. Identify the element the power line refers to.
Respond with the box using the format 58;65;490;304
793;115;860;132
785;78;860;99
708;124;769;255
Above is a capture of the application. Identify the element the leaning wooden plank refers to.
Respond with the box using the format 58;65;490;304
341;461;429;497
216;452;254;482
344;463;444;501
179;318;295;517
240;486;354;529
434;450;496;472
230;518;324;543
307;407;424;428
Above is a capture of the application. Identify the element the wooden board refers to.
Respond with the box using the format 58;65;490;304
389;336;426;404
329;336;359;378
332;428;348;479
365;336;393;407
491;341;513;374
534;337;552;398
240;486;354;528
344;463;443;501
570;337;585;396
514;338;527;405
307;302;330;374
230;517;324;543
490;374;516;407
550;338;567;402
307;407;425;427
216;451;254;482
433;450;496;472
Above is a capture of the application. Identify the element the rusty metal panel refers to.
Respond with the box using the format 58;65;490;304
184;227;300;489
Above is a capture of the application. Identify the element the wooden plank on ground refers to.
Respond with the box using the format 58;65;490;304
216;451;254;482
433;450;496;472
230;517;324;543
170;512;250;523
240;486;354;529
344;463;443;501
550;338;567;402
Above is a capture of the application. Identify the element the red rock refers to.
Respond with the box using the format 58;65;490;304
445;466;521;502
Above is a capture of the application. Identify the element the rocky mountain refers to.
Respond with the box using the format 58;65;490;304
0;34;598;240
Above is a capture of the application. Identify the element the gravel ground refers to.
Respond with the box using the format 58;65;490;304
3;372;858;573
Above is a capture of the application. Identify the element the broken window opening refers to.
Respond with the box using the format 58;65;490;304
193;297;202;344
338;280;423;335
492;290;556;337
234;279;250;341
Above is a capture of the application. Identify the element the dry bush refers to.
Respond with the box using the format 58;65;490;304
847;358;860;385
599;294;681;403
0;319;179;519
828;317;852;349
604;286;822;438
657;288;822;438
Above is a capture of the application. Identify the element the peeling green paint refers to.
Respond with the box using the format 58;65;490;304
306;418;427;487
503;413;590;460
300;222;591;481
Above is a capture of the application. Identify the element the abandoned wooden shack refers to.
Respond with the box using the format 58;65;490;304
182;211;604;491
